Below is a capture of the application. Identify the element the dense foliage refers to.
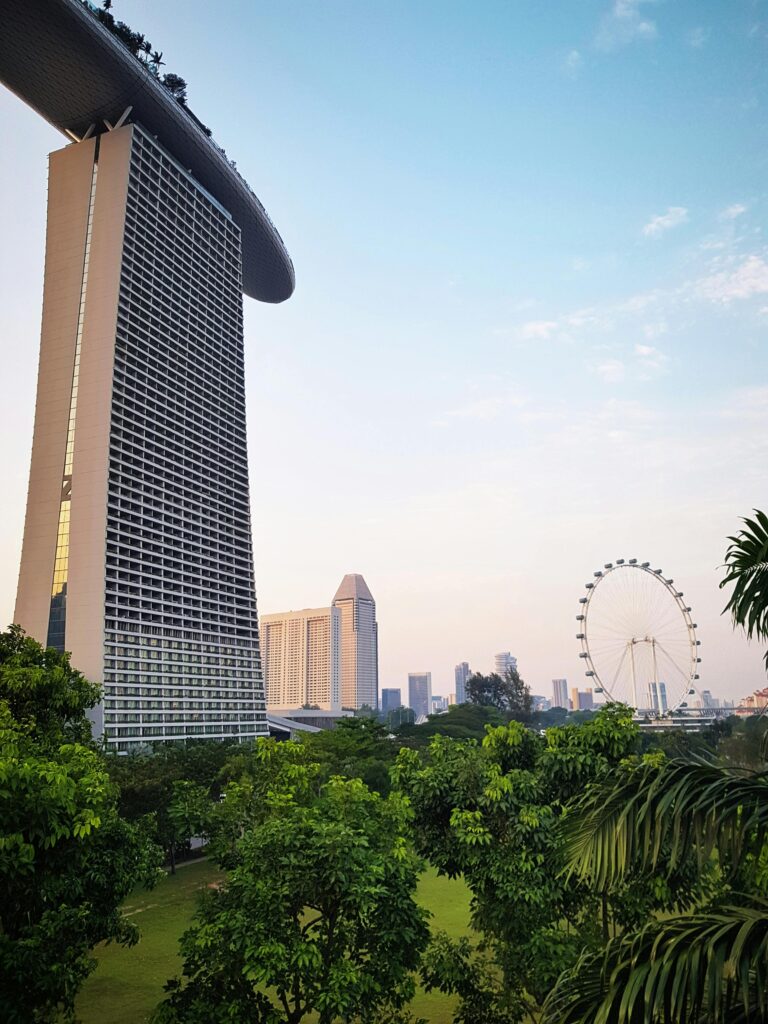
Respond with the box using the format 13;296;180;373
154;742;430;1024
465;666;533;720
0;626;160;1023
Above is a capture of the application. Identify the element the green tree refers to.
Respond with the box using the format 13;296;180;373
298;716;396;794
154;760;429;1024
542;753;768;1023
394;705;673;1020
396;702;505;745
106;738;239;870
466;668;532;721
0;626;160;1023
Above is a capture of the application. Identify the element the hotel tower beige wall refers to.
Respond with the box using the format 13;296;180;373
15;127;132;712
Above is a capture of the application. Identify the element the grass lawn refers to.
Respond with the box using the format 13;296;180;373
76;859;471;1024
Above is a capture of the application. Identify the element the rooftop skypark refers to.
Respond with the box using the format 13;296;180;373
0;0;294;303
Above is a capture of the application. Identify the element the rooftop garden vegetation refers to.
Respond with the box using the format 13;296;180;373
82;0;211;134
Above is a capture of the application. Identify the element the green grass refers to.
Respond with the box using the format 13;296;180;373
76;859;225;1024
76;860;472;1024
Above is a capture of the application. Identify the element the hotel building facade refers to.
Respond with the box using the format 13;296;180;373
3;0;294;748
260;607;341;711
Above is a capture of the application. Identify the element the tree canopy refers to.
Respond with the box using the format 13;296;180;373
465;667;532;720
154;742;429;1024
0;626;160;1023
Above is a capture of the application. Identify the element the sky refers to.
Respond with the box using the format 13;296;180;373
0;0;766;703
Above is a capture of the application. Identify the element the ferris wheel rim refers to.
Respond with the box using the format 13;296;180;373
576;561;701;714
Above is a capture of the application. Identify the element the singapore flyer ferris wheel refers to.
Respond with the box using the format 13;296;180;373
576;560;701;713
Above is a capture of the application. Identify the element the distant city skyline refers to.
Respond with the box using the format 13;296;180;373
1;1;766;702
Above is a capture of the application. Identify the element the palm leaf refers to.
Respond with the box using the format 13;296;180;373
720;510;768;670
541;901;768;1024
562;758;768;889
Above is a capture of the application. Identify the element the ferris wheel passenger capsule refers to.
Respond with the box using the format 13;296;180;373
617;559;625;564
641;562;650;568
604;563;613;569
629;558;637;564
579;652;588;659
579;597;587;604
585;670;595;677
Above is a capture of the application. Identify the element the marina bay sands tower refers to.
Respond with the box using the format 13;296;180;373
1;0;294;748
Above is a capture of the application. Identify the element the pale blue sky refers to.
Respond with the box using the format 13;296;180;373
1;0;766;701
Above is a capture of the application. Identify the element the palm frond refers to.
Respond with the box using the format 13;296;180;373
562;758;768;889
720;510;768;669
542;901;768;1024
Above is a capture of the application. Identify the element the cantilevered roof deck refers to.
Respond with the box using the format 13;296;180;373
0;0;295;303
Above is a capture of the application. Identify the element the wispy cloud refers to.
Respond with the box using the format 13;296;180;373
719;203;748;221
697;255;768;303
519;320;560;341
595;0;658;52
442;397;507;421
594;359;626;383
687;26;708;48
642;206;688;238
634;343;668;375
563;49;583;76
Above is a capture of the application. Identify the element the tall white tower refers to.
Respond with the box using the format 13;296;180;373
494;651;518;676
332;574;378;709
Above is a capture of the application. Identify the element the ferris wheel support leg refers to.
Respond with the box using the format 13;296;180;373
630;641;638;711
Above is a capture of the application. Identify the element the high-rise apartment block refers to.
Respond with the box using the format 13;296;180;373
332;574;378;709
4;0;294;748
260;608;340;711
494;651;518;676
571;687;594;711
552;678;569;709
647;681;668;713
381;688;402;715
408;672;432;720
454;661;470;703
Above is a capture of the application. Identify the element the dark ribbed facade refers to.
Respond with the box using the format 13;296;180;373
15;124;269;749
101;127;266;746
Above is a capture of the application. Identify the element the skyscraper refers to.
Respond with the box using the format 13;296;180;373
260;608;340;711
408;672;432;720
381;688;402;715
571;687;594;711
454;661;470;703
552;678;569;709
332;574;378;709
647;681;668;713
3;1;294;748
494;651;518;676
